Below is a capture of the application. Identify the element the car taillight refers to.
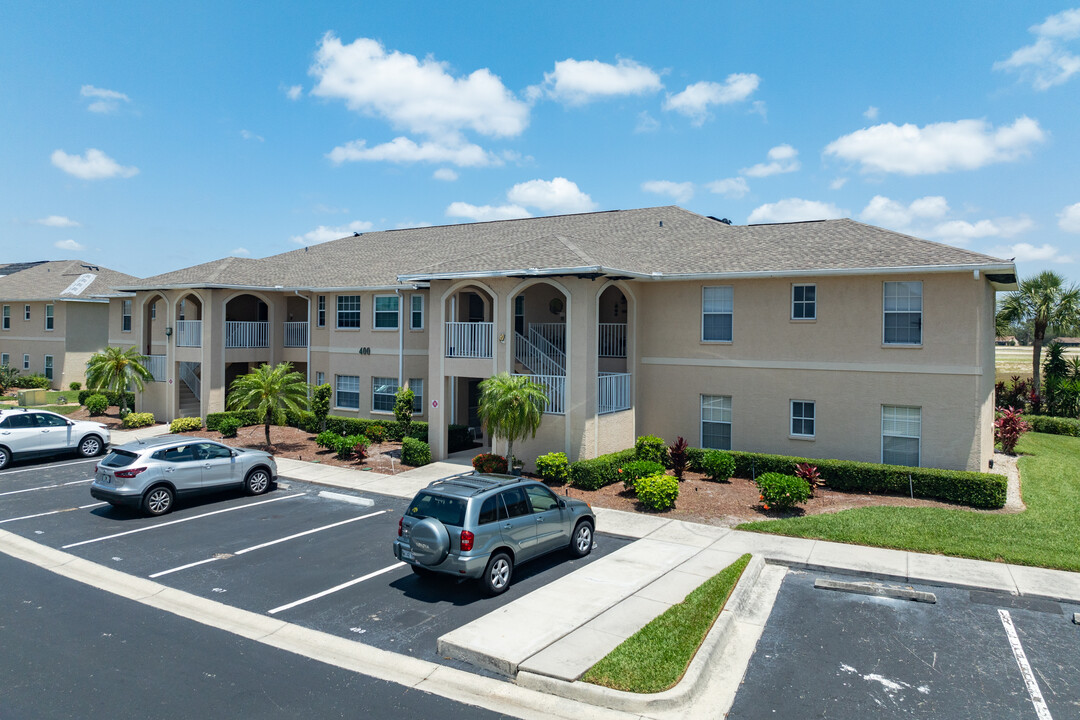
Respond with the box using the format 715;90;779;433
398;517;403;537
93;463;99;474
460;530;474;552
114;467;147;479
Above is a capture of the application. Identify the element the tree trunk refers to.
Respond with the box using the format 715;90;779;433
506;439;514;470
265;419;272;446
1033;322;1046;396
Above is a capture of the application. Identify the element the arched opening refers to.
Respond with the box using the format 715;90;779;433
224;293;269;348
597;284;631;414
175;293;204;347
141;293;167;382
443;284;495;358
510;281;569;415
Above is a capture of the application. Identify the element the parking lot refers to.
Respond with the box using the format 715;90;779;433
728;569;1080;719
0;455;628;668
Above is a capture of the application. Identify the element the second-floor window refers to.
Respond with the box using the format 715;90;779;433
702;286;733;342
122;300;132;332
45;304;54;331
23;304;30;321
410;295;424;330
23;354;29;370
2;305;9;330
336;296;362;328
883;281;922;345
792;284;816;320
373;295;399;329
317;295;326;327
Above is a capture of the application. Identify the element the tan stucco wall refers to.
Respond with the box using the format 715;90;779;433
0;300;112;388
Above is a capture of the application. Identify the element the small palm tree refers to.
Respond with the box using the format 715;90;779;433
85;346;153;414
997;271;1080;395
227;362;309;446
477;372;548;468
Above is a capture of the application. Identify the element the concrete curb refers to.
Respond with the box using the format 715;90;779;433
516;555;767;714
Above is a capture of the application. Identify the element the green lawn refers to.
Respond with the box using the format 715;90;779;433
582;554;751;693
3;390;78;405
738;432;1080;572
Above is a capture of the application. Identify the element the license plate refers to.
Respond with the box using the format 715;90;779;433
401;548;414;562
98;474;111;484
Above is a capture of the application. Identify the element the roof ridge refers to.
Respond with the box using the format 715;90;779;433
553;234;598;266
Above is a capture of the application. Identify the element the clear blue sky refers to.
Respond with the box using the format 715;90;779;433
3;2;1079;281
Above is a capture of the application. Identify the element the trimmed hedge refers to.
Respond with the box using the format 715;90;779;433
121;412;155;429
401;437;432;466
568;448;637;491
206;410;261;430
84;394;109;415
11;374;51;389
1024;415;1080;437
77;390;135;408
169;417;203;433
636;473;679;511
218;417;242;438
686;447;1005;509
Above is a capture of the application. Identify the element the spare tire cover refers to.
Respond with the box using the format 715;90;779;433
410;517;450;565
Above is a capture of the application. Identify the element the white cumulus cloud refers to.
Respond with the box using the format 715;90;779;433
830;177;848;190
285;84;302;100
530;58;663;105
310;34;528;139
988;242;1071;263
705;177;749;199
742;144;800;177
824;117;1045;175
54;239;85;251
860;195;949;229
327;136;501;168
506;177;597;213
641;180;694;204
35;215;80;227
864;106;879;120
663;74;760;125
445;202;531;222
994;8;1080;90
290;220;375;246
748;198;845;224
1059;202;1080;232
81;85;131;113
433;168;459;181
930;216;1035;244
51;148;138;180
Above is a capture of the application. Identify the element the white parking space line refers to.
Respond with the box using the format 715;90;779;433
61;493;305;549
268;562;406;615
148;510;389;579
999;609;1054;720
0;508;78;524
0;458;100;476
0;479;93;497
64;479;94;485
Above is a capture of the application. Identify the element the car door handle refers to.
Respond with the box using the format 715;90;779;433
165;467;174;473
203;463;212;469
503;523;512;529
536;517;545;522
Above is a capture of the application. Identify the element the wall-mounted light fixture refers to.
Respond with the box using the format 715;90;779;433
165;326;173;337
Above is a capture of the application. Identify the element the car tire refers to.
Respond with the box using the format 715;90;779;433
482;552;513;596
78;435;103;458
142;485;174;516
0;446;10;471
244;467;271;496
569;520;594;558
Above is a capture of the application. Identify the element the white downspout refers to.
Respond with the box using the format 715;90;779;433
397;288;404;390
294;291;311;387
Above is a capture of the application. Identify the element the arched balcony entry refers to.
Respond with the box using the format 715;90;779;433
597;285;631;414
175;293;204;347
510;282;569;414
444;285;494;359
224;294;269;348
141;294;168;382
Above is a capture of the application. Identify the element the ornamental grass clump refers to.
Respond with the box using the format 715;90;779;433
636;473;679;511
755;472;811;511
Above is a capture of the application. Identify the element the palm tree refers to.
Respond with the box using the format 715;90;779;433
477;372;548;469
85;346;153;414
997;271;1080;395
226;362;309;445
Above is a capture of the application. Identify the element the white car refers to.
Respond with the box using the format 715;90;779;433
0;409;110;470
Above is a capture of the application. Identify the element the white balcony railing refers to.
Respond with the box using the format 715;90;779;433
598;372;632;414
514;373;565;415
225;321;269;348
529;322;566;353
176;320;202;347
144;354;167;382
515;332;564;377
598;323;627;358
445;321;493;358
283;321;308;348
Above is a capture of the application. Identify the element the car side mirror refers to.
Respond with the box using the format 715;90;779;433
558;499;566;508
67;420;74;426
230;449;240;457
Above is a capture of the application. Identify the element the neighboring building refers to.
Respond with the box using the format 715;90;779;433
995;335;1019;346
0;261;140;388
1052;337;1080;347
112;207;1016;471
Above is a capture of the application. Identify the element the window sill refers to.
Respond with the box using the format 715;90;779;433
372;327;399;332
335;327;363;332
789;318;817;323
881;343;922;349
371;410;394;416
789;434;815;441
700;340;733;345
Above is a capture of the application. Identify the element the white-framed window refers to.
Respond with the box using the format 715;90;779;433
45;303;54;331
372;376;396;412
373;295;399;329
22;354;30;370
336;296;362;328
792;284;816;320
1;305;9;330
790;400;815;438
410;295;424;330
335;375;360;409
702;286;733;342
178;299;186;321
44;355;53;381
883;281;922;345
121;300;132;332
882;405;921;467
701;394;732;450
1;353;8;366
150;302;156;320
23;304;30;321
315;371;325;386
317;295;326;327
409;378;424;413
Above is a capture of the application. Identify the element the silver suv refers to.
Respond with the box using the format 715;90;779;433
393;472;595;596
0;408;110;470
90;435;277;516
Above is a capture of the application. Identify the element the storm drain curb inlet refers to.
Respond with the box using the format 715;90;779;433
814;578;937;604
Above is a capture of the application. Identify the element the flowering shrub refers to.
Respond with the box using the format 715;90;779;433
755;472;811;511
794;463;824;497
994;406;1030;454
635;472;679;511
472;453;508;474
618;460;665;492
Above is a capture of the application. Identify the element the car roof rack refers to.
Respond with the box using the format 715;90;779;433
427;471;528;496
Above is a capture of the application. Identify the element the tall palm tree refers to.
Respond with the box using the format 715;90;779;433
997;271;1080;395
85;346;153;414
227;362;309;445
477;372;548;468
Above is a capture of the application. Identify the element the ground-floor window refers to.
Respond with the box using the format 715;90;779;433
790;400;815;438
44;355;53;380
22;354;29;370
409;378;424;413
336;375;360;409
1;353;8;366
701;394;732;450
372;376;396;412
315;371;325;387
882;405;921;467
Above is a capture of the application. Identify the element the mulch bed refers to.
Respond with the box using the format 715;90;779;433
53;405;134;429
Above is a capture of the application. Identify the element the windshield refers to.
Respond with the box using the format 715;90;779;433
101;450;139;468
406;492;466;527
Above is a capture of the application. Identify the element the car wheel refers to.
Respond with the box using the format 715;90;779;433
78;435;103;458
0;446;10;471
244;468;271;496
569;520;594;558
482;552;513;596
142;485;174;516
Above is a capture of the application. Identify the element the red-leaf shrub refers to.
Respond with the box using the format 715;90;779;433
668;436;689;481
794;462;824;496
472;453;508;474
994;407;1030;454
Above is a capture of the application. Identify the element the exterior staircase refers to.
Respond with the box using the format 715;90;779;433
178;361;201;419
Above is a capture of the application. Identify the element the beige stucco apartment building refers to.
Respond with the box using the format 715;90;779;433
0;260;139;389
112;207;1016;472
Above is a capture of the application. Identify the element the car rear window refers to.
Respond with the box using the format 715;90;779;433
101;450;139;468
407;492;466;527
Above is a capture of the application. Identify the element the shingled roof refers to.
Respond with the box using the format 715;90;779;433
0;260;139;302
116;206;1016;291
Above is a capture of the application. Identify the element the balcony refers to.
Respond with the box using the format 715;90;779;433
176;320;202;347
598;372;631;414
598;323;627;358
445;321;493;358
283;321;308;348
514;373;565;415
144;354;166;382
225;321;269;348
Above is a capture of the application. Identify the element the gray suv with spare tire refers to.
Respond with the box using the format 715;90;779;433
394;472;595;596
